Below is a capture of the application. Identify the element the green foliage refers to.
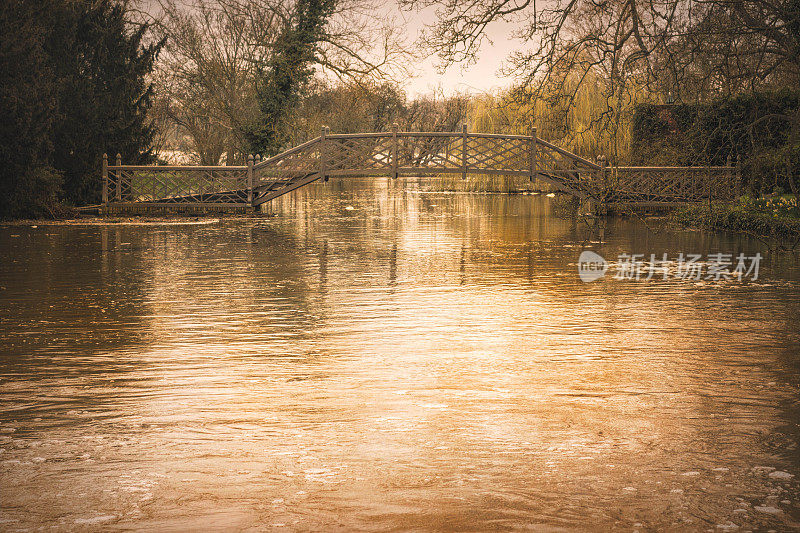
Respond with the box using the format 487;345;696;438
630;104;698;165
0;0;60;219
673;197;800;240
248;0;336;156
47;0;162;205
4;167;65;219
0;0;160;218
740;194;800;219
631;90;800;193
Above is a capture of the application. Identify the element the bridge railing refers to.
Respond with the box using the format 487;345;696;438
606;159;740;206
103;153;249;206
319;127;538;178
101;127;741;210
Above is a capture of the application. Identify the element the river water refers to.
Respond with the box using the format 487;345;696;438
1;179;799;531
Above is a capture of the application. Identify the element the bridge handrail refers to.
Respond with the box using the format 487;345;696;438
107;165;247;171
326;132;391;139
323;131;536;141
535;137;602;171
614;165;731;171
253;136;322;170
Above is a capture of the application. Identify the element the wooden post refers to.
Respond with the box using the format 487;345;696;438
529;126;537;182
723;153;732;204
600;155;608;189
247;154;254;207
320;126;328;182
115;153;122;201
461;123;468;180
391;122;399;179
102;153;108;205
599;155;608;215
735;154;742;198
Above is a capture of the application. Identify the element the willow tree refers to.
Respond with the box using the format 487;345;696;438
401;0;800;161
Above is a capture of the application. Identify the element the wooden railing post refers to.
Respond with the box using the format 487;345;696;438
461;123;468;180
115;153;122;201
247;154;254;207
391;122;399;179
529;126;537;182
599;155;608;208
102;153;108;205
320;126;328;182
600;155;608;186
735;154;742;198
722;153;732;203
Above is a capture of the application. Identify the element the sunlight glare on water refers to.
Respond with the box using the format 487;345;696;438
1;179;799;531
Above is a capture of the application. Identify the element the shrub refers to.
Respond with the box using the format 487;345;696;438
631;90;800;195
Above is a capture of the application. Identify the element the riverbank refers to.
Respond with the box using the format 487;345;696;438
672;195;800;241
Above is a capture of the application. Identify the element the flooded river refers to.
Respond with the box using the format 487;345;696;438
1;179;799;531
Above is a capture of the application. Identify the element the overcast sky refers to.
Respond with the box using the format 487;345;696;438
154;0;524;97
386;2;522;97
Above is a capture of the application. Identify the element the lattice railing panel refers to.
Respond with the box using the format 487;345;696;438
611;167;737;202
534;141;602;197
106;167;249;203
465;136;529;172
396;134;461;169
253;140;321;192
326;135;393;170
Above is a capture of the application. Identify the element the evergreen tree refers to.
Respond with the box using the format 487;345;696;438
47;0;162;205
0;0;61;219
0;0;161;217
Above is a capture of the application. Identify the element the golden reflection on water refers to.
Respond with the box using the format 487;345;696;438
1;179;799;531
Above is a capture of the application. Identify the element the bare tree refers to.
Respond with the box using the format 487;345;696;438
149;0;276;164
148;0;411;163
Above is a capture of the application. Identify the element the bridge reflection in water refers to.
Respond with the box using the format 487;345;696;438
1;186;799;530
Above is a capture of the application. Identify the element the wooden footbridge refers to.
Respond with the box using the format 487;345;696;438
102;125;739;213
